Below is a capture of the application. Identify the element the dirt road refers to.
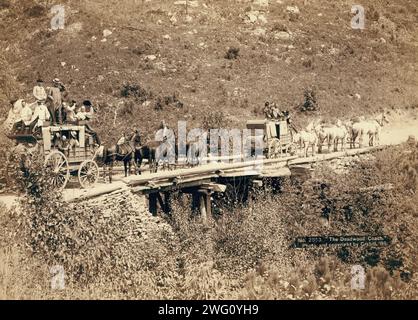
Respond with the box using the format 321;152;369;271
381;115;418;145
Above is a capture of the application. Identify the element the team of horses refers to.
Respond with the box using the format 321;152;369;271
93;112;390;182
293;113;389;157
93;132;206;182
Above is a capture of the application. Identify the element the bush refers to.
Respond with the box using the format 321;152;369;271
120;83;153;103
225;48;240;60
271;22;288;32
202;111;227;130
300;88;319;112
25;4;46;17
0;145;417;299
0;0;10;10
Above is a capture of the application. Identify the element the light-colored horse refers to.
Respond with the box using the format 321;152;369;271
351;113;389;148
344;120;355;149
332;120;349;152
347;117;367;149
367;113;389;146
352;118;370;148
314;123;335;153
294;123;318;157
314;119;350;152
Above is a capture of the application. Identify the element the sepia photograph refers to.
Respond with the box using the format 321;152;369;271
0;0;417;305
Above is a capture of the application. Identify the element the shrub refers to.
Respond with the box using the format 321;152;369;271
120;83;153;103
271;22;288;32
25;4;45;17
0;145;417;299
0;0;10;9
300;88;319;111
202;111;227;130
225;47;240;60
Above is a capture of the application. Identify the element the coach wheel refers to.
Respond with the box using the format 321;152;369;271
78;160;99;189
44;151;70;191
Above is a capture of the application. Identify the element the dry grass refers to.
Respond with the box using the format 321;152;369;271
0;0;417;300
1;0;417;142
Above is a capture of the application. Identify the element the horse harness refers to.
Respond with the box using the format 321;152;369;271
112;142;136;160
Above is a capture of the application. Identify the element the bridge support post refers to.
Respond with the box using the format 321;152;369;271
189;189;212;224
148;192;172;216
199;194;207;223
149;193;158;216
197;189;213;224
163;192;172;214
191;191;200;213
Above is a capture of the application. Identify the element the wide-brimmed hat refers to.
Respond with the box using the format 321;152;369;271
53;78;60;83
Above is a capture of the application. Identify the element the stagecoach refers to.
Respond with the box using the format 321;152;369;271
8;121;100;190
246;119;294;158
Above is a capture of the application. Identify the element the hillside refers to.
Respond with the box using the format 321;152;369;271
1;0;417;144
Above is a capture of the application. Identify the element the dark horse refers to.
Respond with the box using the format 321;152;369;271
134;141;159;174
134;139;207;174
135;136;183;174
94;132;141;183
135;140;180;174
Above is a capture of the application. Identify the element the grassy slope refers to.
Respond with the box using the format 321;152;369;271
1;0;417;143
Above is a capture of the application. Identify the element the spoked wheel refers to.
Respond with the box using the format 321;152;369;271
44;151;70;191
280;143;293;157
277;141;286;158
286;143;296;156
78;160;99;189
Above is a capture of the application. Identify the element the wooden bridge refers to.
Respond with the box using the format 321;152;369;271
63;145;386;220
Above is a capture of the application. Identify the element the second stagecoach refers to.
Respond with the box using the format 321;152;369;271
245;118;294;158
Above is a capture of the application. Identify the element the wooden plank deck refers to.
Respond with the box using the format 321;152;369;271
62;145;385;201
